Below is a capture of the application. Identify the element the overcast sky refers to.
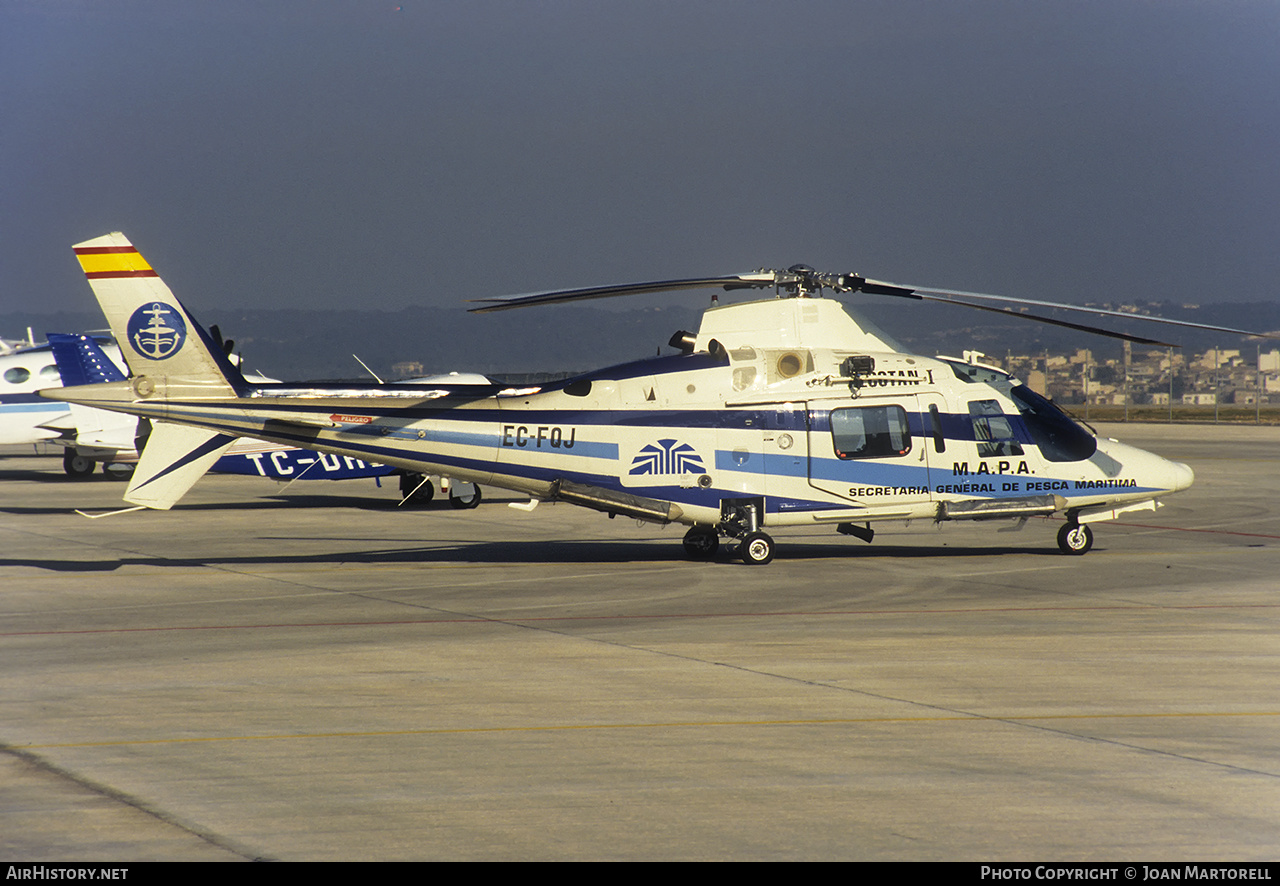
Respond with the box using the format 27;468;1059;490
4;0;1278;320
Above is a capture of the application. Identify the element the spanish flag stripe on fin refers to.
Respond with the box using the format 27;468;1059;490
75;247;157;278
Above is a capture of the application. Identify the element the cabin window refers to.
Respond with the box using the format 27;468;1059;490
4;367;30;384
968;399;1023;458
830;405;911;459
40;365;61;381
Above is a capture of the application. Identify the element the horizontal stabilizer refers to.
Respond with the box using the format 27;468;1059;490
125;421;237;510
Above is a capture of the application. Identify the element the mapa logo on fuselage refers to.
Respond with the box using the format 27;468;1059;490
127;302;187;360
629;438;705;475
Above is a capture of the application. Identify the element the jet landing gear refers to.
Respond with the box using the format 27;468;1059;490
681;498;775;566
1057;522;1093;555
63;452;94;478
447;481;482;510
399;473;435;504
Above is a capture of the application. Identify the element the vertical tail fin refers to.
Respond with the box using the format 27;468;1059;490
72;233;244;392
69;234;246;508
45;334;136;452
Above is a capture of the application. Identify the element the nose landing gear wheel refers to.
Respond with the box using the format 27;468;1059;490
1057;523;1093;555
739;531;775;565
682;527;719;558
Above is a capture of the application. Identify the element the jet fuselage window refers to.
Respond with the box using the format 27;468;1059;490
831;405;911;459
4;367;31;384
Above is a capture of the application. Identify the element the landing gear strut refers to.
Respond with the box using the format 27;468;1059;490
718;497;775;566
1057;522;1093;555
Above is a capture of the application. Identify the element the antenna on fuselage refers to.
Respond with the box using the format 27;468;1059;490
353;354;384;383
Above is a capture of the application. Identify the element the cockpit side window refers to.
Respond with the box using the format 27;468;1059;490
831;405;911;459
968;399;1023;458
1009;385;1097;462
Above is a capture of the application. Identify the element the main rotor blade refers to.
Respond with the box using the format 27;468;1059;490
467;265;1279;341
927;297;1178;347
467;273;777;313
883;284;1280;340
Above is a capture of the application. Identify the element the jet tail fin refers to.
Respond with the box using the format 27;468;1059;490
46;333;126;385
125;421;238;510
46;333;137;452
72;233;244;393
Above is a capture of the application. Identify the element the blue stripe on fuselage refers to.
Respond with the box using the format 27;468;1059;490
0;400;69;414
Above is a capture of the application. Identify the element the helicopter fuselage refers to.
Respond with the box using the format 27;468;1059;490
53;294;1194;560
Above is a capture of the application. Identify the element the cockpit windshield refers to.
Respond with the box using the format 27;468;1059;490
1009;385;1096;462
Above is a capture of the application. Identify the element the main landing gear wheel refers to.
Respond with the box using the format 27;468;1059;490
399;473;435;504
682;527;719;558
448;483;482;509
63;453;94;478
1057;523;1093;555
102;462;134;481
739;531;775;565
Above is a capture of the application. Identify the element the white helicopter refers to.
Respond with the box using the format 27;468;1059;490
49;232;1269;564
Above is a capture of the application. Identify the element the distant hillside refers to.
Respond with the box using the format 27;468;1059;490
2;305;705;381
6;300;1278;381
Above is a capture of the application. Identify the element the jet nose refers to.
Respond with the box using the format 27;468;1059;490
1169;460;1195;492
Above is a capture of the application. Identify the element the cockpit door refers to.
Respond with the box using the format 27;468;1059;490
806;396;932;507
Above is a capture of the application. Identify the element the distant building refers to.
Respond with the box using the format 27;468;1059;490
1194;349;1241;370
